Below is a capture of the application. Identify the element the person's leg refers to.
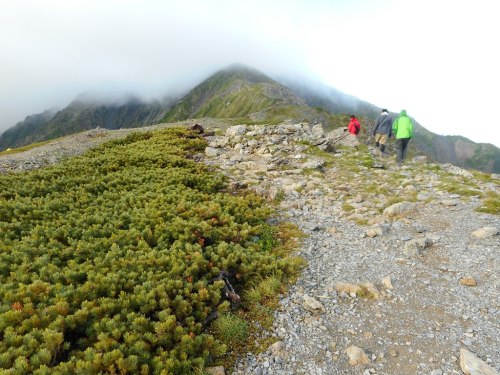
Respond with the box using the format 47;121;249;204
401;138;410;162
379;134;388;153
374;133;381;147
396;139;403;164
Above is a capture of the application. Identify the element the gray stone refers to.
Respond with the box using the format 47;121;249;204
383;202;415;217
205;147;221;157
226;125;247;137
302;295;326;314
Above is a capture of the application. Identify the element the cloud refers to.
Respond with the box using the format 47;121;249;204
0;0;499;147
0;0;311;132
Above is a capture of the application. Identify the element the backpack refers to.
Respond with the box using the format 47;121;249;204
355;123;360;134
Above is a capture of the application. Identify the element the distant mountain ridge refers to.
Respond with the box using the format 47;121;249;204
1;64;499;173
0;96;170;150
413;122;500;172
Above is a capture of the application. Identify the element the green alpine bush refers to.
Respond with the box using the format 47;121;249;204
0;128;299;374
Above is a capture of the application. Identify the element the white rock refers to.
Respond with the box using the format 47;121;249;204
345;345;370;366
460;348;499;375
381;276;393;289
226;125;247;137
471;227;498;238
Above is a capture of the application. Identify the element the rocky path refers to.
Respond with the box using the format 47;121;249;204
202;124;500;375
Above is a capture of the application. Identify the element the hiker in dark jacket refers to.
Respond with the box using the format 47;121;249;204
348;114;361;135
392;109;414;165
373;109;393;154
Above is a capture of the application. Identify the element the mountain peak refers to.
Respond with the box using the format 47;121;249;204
216;63;274;84
161;65;304;123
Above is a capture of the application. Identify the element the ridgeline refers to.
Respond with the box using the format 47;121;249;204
1;65;499;173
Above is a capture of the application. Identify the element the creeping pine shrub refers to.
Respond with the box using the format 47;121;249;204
0;127;301;374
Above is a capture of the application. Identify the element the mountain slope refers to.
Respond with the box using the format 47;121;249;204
278;77;379;118
0;96;170;150
161;64;342;126
0;109;56;150
412;122;500;173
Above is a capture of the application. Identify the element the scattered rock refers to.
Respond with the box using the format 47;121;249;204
302;295;326;314
381;276;393;289
389;349;398;357
460;348;499;375
471;227;498;238
267;341;286;357
226;125;247;137
441;163;474;178
441;199;460;206
366;224;389;238
336;282;363;296
383;202;415;217
460;277;478;286
402;237;432;257
205;147;222;157
345;345;370;366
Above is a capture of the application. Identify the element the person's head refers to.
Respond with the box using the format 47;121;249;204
350;114;356;119
382;109;388;113
400;109;407;116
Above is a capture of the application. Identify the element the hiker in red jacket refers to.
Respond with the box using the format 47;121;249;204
348;114;361;135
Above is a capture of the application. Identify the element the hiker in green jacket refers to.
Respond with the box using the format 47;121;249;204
392;109;413;165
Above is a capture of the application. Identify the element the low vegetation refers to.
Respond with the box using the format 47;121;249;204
0;139;62;156
476;191;500;215
0;128;303;374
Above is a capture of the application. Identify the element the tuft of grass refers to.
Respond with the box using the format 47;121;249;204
476;191;500;215
386;196;405;206
273;189;286;203
243;275;282;307
301;168;319;176
212;313;249;347
354;217;369;226
359;156;374;168
439;176;484;197
342;203;355;212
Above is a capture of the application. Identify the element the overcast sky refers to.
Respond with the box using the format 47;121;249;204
1;0;499;147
